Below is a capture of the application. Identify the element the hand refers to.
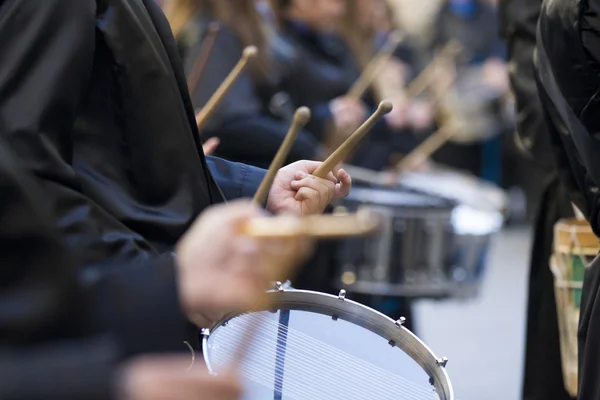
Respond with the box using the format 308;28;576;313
117;356;241;400
202;137;220;155
384;96;410;130
482;58;509;92
329;96;368;136
175;200;311;328
406;100;434;130
266;160;352;215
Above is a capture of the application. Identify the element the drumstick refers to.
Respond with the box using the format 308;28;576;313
395;126;456;173
347;31;405;100
195;46;258;132
240;212;380;239
187;23;220;96
253;107;312;205
312;100;393;179
404;41;462;100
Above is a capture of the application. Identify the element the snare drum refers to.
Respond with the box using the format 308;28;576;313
334;186;502;299
202;288;454;400
551;219;600;397
334;186;456;298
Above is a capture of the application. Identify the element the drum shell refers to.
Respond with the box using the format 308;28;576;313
551;218;600;397
334;187;456;298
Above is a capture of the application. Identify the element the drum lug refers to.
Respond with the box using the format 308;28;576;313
338;289;346;301
201;328;210;337
436;357;449;368
274;281;285;292
394;317;407;327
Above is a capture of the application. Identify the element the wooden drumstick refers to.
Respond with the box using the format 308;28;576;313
187;23;220;96
195;46;258;132
253;107;312;205
347;31;405;101
395;126;456;173
404;41;462;100
312;101;393;179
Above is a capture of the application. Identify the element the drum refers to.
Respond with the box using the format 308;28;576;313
397;166;508;214
551;218;600;397
202;287;454;400
335;186;456;298
334;186;502;299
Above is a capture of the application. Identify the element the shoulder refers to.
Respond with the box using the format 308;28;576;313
0;0;96;32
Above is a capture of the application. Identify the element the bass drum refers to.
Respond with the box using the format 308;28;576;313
202;288;454;400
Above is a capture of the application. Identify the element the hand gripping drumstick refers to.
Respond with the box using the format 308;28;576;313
195;46;258;132
312;101;393;179
346;31;405;101
253;107;312;205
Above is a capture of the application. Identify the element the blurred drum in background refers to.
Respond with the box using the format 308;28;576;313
551;218;600;397
333;183;503;299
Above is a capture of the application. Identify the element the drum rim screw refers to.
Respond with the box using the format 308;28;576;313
338;289;346;301
395;317;407;327
201;328;210;336
436;357;449;367
275;281;284;291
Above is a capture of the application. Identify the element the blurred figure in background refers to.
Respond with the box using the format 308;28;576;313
165;0;327;168
498;0;575;398
429;0;511;187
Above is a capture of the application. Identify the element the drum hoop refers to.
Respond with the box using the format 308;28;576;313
202;289;454;400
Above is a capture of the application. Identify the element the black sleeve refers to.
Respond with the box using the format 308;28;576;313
209;115;320;164
499;0;555;170
206;156;266;200
0;339;119;400
0;0;158;266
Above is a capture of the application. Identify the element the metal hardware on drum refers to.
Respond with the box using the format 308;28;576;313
334;185;503;299
203;288;454;400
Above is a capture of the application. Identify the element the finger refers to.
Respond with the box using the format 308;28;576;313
293;179;335;213
200;370;243;400
290;176;335;197
294;170;337;185
333;169;352;200
202;137;220;155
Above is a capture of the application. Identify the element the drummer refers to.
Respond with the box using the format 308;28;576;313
269;0;424;171
0;0;351;350
428;0;510;185
0;133;311;399
536;0;600;398
168;0;328;168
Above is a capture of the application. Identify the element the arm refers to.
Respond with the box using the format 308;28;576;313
0;0;158;267
206;156;266;200
209;115;322;164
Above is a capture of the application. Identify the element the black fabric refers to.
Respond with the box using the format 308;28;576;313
0;139;192;399
535;1;600;398
0;0;265;272
499;0;575;397
180;20;321;167
521;177;574;400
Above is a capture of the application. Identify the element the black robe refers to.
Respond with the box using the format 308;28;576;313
536;1;600;398
0;140;190;400
499;0;574;398
180;17;323;168
0;0;266;273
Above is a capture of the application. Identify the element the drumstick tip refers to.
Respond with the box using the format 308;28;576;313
243;46;259;59
377;100;394;115
293;106;311;125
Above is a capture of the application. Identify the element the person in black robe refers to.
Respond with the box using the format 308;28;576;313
0;0;350;277
172;0;326;169
270;0;420;171
0;135;313;399
535;1;600;398
498;0;575;398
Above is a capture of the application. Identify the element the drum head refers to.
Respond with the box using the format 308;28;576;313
204;290;452;400
344;186;453;209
